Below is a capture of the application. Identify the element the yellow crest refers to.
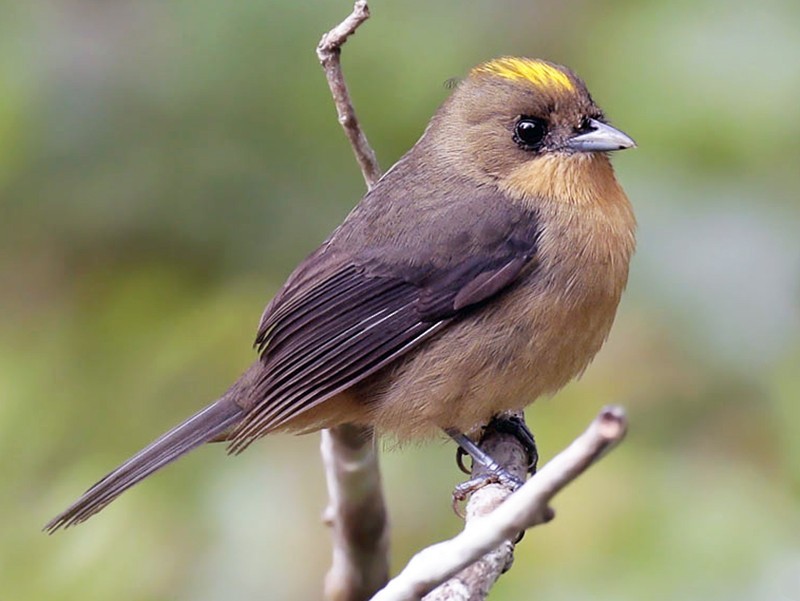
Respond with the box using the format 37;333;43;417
472;57;574;93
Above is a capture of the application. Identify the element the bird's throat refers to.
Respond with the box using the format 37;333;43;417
499;152;628;210
499;151;636;274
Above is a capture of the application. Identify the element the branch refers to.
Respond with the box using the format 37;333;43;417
423;410;530;601
322;425;390;601
372;406;628;601
317;0;382;189
317;3;388;601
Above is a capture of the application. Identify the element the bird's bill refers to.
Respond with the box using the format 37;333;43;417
566;119;636;152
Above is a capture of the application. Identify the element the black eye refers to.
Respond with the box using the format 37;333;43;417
513;117;547;150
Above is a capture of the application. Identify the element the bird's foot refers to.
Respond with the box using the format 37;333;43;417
451;413;538;479
452;468;524;503
483;413;538;475
451;465;526;525
447;413;538;524
447;425;527;516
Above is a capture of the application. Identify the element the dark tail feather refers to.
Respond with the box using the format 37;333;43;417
44;398;244;533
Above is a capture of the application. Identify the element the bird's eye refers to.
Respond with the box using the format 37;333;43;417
513;117;547;150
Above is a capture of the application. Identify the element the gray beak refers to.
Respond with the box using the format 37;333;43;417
566;118;636;152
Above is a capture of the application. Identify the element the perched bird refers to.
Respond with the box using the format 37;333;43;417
46;57;636;531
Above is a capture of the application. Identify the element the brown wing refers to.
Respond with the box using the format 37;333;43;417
228;226;539;453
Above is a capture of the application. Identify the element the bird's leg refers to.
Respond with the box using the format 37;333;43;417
447;413;539;508
446;429;526;503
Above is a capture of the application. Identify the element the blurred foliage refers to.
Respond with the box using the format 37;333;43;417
1;0;799;599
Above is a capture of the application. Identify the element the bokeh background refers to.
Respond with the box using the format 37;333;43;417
2;0;799;599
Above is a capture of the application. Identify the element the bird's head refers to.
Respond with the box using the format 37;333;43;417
427;57;635;202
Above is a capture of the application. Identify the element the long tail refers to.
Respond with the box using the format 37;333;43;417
44;396;245;533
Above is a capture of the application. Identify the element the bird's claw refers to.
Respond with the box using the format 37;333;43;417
451;468;525;517
455;445;472;475
483;414;539;475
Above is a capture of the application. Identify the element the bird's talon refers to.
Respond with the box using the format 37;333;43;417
453;473;499;501
450;467;524;518
483;414;539;475
455;446;472;475
496;470;525;491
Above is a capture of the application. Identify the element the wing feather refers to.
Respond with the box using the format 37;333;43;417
230;210;541;451
229;280;437;452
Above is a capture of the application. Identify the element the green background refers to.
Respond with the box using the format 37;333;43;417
2;0;799;599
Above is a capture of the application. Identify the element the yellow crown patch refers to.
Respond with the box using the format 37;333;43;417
472;57;574;93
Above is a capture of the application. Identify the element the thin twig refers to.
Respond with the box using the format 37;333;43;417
317;0;382;189
317;3;388;601
372;407;628;601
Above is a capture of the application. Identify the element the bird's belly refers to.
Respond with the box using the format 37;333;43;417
366;275;621;440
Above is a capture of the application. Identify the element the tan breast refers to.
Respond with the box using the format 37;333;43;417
494;151;635;402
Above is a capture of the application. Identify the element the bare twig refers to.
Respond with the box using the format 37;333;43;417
317;0;382;189
372;407;628;601
322;425;390;601
317;3;388;601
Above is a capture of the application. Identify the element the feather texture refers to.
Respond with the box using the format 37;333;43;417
229;212;541;451
45;398;244;531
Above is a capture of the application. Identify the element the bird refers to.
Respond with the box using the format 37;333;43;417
45;57;636;532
